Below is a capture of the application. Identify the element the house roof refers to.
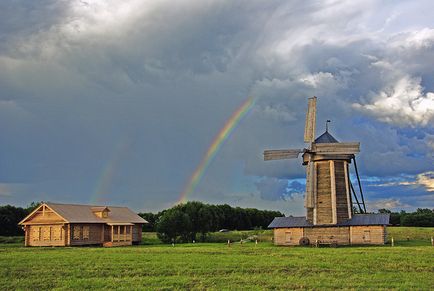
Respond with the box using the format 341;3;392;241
20;203;148;224
91;206;111;212
315;131;339;143
268;213;390;228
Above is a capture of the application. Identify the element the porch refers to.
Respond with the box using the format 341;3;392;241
103;223;134;247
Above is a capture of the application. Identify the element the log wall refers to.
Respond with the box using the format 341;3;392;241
69;224;104;246
334;161;350;223
304;226;350;244
27;225;66;246
273;228;304;246
132;224;142;243
272;226;387;246
350;226;386;245
316;161;333;224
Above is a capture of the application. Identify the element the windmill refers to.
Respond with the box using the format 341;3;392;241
264;97;366;226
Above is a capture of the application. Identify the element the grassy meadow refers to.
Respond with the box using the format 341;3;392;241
1;227;433;290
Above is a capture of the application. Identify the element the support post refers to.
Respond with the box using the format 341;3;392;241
344;161;352;219
352;157;366;213
111;225;114;242
313;162;318;225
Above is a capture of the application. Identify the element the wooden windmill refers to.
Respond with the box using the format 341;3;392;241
264;97;366;226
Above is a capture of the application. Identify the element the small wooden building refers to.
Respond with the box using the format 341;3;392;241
269;213;389;246
19;203;148;247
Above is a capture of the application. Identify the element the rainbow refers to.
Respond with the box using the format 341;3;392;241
177;97;255;204
90;138;132;204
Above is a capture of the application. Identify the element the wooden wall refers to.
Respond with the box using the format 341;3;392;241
304;226;350;244
273;226;387;246
27;225;66;246
26;206;65;224
132;224;142;243
69;224;104;246
273;228;304;246
316;161;333;224
334;161;350;223
350;226;386;245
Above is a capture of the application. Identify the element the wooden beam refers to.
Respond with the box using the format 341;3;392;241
312;142;360;155
111;225;114;242
344;161;352;219
264;149;302;160
330;160;337;224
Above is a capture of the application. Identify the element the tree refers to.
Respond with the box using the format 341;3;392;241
0;205;28;236
138;212;158;232
197;207;213;241
156;209;192;243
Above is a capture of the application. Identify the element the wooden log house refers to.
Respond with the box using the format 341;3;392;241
19;203;148;247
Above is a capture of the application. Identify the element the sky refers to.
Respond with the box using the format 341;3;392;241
0;0;433;215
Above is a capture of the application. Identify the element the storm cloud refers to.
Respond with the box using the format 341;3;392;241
0;0;433;214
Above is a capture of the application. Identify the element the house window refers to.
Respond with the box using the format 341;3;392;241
83;226;90;240
33;227;41;241
363;230;371;242
285;231;292;243
73;226;81;240
43;227;51;241
102;211;108;218
52;226;62;241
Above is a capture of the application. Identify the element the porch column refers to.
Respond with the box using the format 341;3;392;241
117;226;120;242
111;225;114;242
130;225;133;241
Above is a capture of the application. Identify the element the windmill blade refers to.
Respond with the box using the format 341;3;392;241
304;96;317;143
311;142;360;155
263;149;303;161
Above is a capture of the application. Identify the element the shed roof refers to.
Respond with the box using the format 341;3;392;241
315;131;339;143
268;213;390;228
20;203;148;224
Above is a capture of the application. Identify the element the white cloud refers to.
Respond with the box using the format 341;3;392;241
373;171;434;192
353;76;434;126
369;198;409;210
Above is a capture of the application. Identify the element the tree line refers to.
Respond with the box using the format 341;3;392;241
139;201;283;243
377;208;434;227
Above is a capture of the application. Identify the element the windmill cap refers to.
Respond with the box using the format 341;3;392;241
315;131;339;143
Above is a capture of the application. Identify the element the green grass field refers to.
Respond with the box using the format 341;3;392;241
1;227;433;290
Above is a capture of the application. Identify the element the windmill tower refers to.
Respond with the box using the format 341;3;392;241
264;96;366;226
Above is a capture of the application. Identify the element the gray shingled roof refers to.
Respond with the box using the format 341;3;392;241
268;216;312;228
339;213;390;226
268;214;390;228
46;203;148;224
315;131;339;143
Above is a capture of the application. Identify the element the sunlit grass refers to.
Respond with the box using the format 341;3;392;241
1;227;433;289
